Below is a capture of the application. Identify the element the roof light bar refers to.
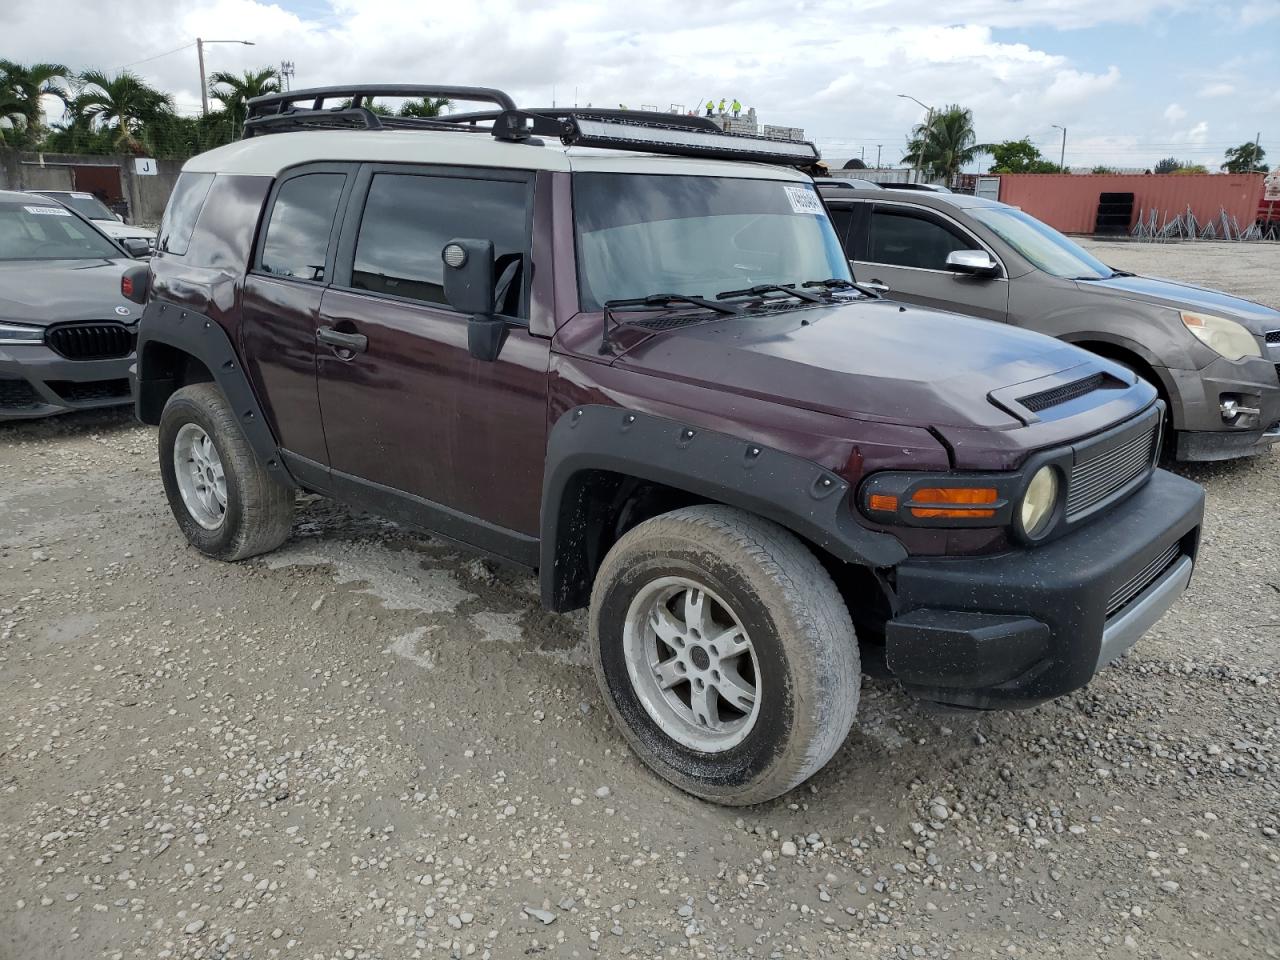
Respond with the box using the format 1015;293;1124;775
564;118;820;167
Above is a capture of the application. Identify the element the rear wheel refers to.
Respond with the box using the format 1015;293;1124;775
158;383;295;560
589;505;860;805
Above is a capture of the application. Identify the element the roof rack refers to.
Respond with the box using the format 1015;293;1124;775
241;85;821;167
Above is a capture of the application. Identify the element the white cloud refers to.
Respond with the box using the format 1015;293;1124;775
1163;103;1187;122
1240;1;1280;26
1197;82;1236;98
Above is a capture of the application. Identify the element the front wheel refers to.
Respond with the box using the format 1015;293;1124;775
158;383;295;561
589;505;860;805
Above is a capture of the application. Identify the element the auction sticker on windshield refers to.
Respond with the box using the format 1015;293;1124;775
23;205;72;216
784;185;826;216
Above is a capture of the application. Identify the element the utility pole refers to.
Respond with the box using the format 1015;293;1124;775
1254;131;1262;172
876;144;882;169
196;38;256;116
1052;124;1067;171
279;61;295;92
898;93;935;182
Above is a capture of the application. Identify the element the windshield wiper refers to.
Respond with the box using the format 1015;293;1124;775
715;283;823;304
802;277;883;298
600;293;739;353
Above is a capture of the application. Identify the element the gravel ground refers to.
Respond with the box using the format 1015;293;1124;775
1;241;1278;960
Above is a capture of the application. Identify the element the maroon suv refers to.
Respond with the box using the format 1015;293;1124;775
125;86;1205;805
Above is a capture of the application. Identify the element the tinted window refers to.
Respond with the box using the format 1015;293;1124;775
352;173;530;317
158;172;214;256
827;206;855;249
867;208;971;270
260;173;345;282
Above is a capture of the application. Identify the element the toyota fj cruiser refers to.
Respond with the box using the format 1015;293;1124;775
126;85;1205;805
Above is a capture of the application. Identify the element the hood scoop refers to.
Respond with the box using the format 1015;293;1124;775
990;362;1130;426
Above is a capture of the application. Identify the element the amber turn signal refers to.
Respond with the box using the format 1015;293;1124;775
909;486;998;519
868;493;898;512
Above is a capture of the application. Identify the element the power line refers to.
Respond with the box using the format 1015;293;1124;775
112;41;198;72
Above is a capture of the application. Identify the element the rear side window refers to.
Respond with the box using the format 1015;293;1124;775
867;208;971;270
351;173;530;317
158;172;214;256
260;173;346;282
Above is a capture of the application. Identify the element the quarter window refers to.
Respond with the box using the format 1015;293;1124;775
158;172;214;256
260;173;345;282
867;208;972;271
351;173;530;317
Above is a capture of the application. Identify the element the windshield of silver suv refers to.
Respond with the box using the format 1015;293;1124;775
0;200;121;261
969;206;1112;280
573;174;851;310
42;191;118;222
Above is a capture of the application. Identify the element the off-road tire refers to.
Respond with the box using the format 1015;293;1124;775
589;504;860;805
158;383;295;561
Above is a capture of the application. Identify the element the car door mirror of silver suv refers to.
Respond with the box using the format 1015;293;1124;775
945;249;1000;277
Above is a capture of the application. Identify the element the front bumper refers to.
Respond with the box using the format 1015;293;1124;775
883;468;1204;710
0;344;135;421
1166;354;1280;461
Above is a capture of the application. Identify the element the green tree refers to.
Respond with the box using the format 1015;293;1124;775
1171;163;1209;175
1221;141;1268;173
1153;156;1181;174
398;96;451;118
986;137;1063;173
74;69;175;153
1090;165;1117;174
209;67;280;134
0;60;70;145
902;104;981;184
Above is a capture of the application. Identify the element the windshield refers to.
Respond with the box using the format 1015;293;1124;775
573;173;851;311
0;202;121;261
970;206;1112;280
51;193;117;221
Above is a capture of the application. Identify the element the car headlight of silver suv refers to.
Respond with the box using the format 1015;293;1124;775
1180;311;1262;361
0;321;45;345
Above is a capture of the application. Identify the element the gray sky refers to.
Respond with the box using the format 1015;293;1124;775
6;0;1278;170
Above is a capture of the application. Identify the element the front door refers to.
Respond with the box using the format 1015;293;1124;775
315;165;549;540
847;201;1010;322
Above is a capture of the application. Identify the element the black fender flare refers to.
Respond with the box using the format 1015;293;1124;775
133;299;295;486
539;404;908;612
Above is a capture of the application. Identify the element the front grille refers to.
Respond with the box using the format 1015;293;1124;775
46;379;131;404
1265;330;1280;344
44;323;134;361
0;378;41;409
1065;418;1158;519
1020;372;1107;413
1106;541;1181;618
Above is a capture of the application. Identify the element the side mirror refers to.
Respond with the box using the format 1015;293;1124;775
115;213;125;222
945;249;999;277
120;262;150;304
121;237;151;259
442;238;505;362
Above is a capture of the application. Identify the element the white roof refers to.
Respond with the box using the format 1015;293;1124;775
181;129;810;182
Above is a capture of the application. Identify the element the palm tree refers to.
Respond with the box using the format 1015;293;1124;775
902;104;980;185
74;69;175;153
399;96;451;118
209;67;280;133
0;60;70;144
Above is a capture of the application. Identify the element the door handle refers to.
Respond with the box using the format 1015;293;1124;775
317;326;368;354
863;279;890;293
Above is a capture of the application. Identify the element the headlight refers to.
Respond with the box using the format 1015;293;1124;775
0;321;45;345
1019;465;1059;538
1180;311;1261;361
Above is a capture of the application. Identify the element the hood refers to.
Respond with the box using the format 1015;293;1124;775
1080;274;1280;332
94;220;156;241
0;258;138;326
613;299;1124;431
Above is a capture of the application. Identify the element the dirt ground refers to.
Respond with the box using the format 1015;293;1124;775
1;241;1278;960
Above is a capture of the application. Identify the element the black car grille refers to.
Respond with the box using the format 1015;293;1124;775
1020;372;1107;413
45;323;134;361
1106;541;1181;619
0;378;41;409
46;379;131;404
1065;417;1159;520
1265;330;1280;344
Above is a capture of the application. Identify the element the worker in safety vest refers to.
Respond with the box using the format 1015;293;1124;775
718;98;726;114
705;100;715;116
731;98;741;117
